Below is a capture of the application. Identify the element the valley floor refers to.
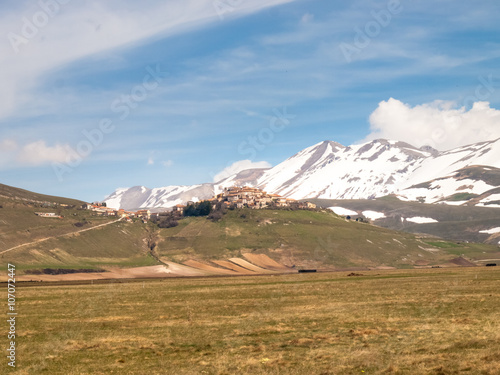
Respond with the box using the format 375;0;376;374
7;267;500;374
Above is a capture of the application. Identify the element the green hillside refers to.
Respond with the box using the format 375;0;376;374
0;183;84;206
2;220;158;271
0;183;110;252
1;183;498;274
2;207;498;273
154;208;497;269
0;183;159;270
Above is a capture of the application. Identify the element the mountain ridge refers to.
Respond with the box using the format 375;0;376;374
104;137;500;210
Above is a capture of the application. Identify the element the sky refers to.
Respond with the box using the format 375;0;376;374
1;0;500;202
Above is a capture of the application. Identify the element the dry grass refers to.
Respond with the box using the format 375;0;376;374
11;267;500;374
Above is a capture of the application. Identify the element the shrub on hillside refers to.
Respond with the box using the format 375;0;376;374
158;217;179;228
207;201;227;222
207;210;224;222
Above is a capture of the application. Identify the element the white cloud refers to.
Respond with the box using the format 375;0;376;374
213;159;271;182
0;0;298;121
17;140;76;166
363;98;500;150
146;153;172;167
0;139;18;151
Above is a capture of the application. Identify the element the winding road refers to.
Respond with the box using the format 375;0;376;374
0;218;122;255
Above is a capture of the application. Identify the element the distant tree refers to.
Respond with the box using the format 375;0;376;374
183;204;197;217
184;201;212;217
198;201;212;216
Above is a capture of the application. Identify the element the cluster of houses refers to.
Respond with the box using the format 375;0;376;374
206;186;316;210
81;203;151;222
80;187;316;220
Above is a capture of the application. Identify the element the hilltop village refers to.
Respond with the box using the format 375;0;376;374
209;186;316;210
75;186;316;222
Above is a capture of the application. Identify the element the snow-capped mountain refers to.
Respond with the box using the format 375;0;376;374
258;138;500;204
104;168;269;211
103;138;500;210
257;139;432;199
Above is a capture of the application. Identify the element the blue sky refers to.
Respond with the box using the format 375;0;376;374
1;0;500;202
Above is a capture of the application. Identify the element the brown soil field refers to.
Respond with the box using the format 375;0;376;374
242;253;292;271
160;260;211;276
1;253;297;282
11;265;173;282
183;259;238;275
449;257;478;267
211;260;257;274
229;257;277;273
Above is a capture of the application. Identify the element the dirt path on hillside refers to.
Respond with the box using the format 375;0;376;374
0;218;122;255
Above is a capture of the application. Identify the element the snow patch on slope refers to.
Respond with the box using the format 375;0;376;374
406;217;438;224
401;177;495;204
362;210;386;220
440;201;468;206
328;207;358;216
480;194;500;203
479;227;500;234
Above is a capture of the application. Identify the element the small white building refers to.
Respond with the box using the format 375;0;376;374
35;212;61;218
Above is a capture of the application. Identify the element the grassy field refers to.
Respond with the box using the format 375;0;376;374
9;267;500;374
